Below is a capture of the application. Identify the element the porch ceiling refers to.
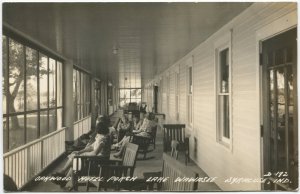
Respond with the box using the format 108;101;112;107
3;2;252;86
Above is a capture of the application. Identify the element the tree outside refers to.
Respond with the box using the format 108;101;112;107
3;36;53;151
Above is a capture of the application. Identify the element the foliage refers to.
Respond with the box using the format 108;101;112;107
3;38;49;129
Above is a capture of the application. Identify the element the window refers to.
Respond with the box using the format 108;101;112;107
2;35;63;152
175;71;180;121
119;88;141;108
166;75;170;116
73;68;91;122
94;80;101;116
187;66;193;125
217;48;231;144
159;78;163;112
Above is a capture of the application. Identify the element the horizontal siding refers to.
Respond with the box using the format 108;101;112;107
143;2;296;191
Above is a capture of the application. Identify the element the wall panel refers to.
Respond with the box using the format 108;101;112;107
143;2;296;191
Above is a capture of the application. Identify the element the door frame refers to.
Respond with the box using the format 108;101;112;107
153;85;158;113
256;10;297;190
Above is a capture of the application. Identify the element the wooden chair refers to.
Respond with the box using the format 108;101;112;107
124;103;140;117
97;143;139;191
130;124;158;160
143;153;198;191
72;155;108;191
149;125;157;149
97;165;136;191
119;142;139;176
161;153;198;191
130;135;152;160
163;124;190;165
117;130;127;143
72;143;139;191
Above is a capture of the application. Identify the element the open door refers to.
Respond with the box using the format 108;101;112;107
261;28;298;190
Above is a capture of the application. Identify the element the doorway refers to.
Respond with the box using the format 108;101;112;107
154;85;158;113
261;28;298;190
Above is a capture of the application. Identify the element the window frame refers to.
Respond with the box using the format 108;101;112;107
175;67;180;121
166;73;170;119
73;67;91;122
2;34;64;153
94;79;101;116
119;88;142;108
215;32;233;148
186;57;193;127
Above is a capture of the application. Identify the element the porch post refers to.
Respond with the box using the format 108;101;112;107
63;60;74;141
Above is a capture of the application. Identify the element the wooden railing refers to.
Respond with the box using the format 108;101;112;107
3;127;67;189
73;116;91;140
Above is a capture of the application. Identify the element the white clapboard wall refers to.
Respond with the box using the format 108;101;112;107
143;2;297;191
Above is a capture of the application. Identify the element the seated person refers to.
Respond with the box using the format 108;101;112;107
114;114;132;141
140;103;147;114
70;115;104;150
132;114;144;131
133;112;156;138
113;112;157;158
84;115;106;147
111;114;141;150
52;115;111;189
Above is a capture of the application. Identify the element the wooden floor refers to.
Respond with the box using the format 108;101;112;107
26;111;220;192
